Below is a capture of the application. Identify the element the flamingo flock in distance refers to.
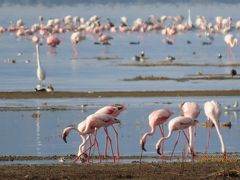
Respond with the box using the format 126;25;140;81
62;100;228;163
0;10;239;54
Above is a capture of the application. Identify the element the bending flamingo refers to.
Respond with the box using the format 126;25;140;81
204;100;226;159
140;109;174;157
94;104;126;159
180;102;200;156
62;113;121;163
155;116;198;160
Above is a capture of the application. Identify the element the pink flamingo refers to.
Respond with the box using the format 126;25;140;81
46;35;61;48
180;102;200;156
98;33;113;45
94;104;126;159
70;32;86;58
62;113;121;163
204;100;226;159
155;116;198;160
140;109;174;156
224;33;238;60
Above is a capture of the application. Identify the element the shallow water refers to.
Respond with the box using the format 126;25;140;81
0;2;240;91
0;96;239;157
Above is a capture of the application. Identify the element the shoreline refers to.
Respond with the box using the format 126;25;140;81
0;90;240;99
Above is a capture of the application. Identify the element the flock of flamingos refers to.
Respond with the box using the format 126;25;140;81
2;11;239;90
62;100;226;163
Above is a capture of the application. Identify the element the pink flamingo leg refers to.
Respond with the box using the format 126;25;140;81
170;131;181;161
182;130;194;160
73;130;99;163
88;134;93;163
194;126;197;153
104;127;115;162
111;125;120;160
104;128;109;159
72;43;78;59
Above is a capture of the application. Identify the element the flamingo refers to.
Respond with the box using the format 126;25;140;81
32;35;46;90
98;33;113;45
94;104;126;159
155;116;198;160
224;33;238;60
70;32;86;58
62;113;121;163
140;109;174;154
180;102;200;156
204;100;226;159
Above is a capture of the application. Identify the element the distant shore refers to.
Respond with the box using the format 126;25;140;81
0;90;240;99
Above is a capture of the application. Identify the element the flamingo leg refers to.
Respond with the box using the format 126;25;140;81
72;43;78;59
104;127;115;162
194;126;197;153
104;128;109;159
111;125;120;160
73;129;99;163
170;131;181;161
183;130;195;160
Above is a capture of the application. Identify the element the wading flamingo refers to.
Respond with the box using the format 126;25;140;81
94;104;126;159
224;33;238;60
62;113;121;163
32;35;46;90
180;102;200;156
155;116;198;160
204;100;226;159
70;32;86;58
140;109;174;156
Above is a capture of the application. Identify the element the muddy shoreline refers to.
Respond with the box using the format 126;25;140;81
0;90;240;99
0;155;240;179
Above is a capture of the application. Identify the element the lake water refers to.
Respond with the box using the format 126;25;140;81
0;1;240;159
0;2;240;91
0;96;239;157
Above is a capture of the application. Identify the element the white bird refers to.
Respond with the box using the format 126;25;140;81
204;100;226;159
35;43;46;89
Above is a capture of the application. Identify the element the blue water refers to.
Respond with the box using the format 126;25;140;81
0;97;239;157
0;3;240;91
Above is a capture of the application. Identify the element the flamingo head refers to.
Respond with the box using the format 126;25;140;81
140;139;147;151
156;141;162;155
62;132;68;143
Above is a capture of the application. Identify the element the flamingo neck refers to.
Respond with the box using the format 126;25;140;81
36;44;41;68
156;129;172;150
214;121;226;154
141;127;156;145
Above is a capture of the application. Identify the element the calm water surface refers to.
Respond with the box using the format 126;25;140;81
0;96;239;157
0;3;240;91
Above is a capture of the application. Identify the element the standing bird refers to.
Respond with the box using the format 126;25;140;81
94;104;126;159
70;32;86;58
155;116;198;160
98;33;113;45
32;35;46;90
140;109;174;153
204;100;226;159
180;102;200;156
62;113;121;163
224;34;238;60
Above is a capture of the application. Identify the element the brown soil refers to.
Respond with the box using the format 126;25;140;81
0;90;240;99
0;157;240;179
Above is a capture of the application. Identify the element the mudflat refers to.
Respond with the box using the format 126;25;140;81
0;90;240;99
